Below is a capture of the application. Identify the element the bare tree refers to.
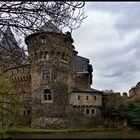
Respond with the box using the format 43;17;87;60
0;1;86;69
0;2;87;128
0;1;86;35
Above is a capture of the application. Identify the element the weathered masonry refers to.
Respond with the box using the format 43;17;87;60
1;23;103;128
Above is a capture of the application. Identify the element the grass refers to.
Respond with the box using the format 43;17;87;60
7;129;140;139
0;126;66;133
0;126;140;139
0;126;117;134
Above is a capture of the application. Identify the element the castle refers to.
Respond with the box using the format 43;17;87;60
0;23;102;128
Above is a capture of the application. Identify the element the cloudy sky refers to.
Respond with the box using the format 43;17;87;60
71;2;140;94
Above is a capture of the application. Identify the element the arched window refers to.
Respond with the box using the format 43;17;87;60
42;89;53;103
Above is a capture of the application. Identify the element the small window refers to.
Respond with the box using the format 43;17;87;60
43;89;53;103
23;110;26;115
91;109;95;115
86;96;89;100
43;70;50;80
78;95;80;100
85;108;90;115
27;109;31;114
41;52;49;60
44;92;52;101
94;96;96;100
41;38;47;44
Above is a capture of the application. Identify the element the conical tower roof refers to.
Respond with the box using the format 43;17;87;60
39;21;62;33
0;27;27;68
0;27;19;52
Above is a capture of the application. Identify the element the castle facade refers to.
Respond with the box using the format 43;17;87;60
1;24;102;128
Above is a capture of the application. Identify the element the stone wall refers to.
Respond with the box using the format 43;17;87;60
31;117;68;129
31;109;86;129
5;64;32;126
73;73;90;89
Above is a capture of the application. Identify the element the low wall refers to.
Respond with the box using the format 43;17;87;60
31;117;67;129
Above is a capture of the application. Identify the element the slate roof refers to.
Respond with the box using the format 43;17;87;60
39;21;62;33
0;27;26;56
0;27;26;68
0;27;19;52
73;55;90;73
72;87;103;94
25;21;67;43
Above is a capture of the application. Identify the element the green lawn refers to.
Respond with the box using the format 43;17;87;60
0;126;140;139
1;127;115;133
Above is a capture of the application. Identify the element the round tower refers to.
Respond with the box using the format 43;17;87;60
25;24;74;128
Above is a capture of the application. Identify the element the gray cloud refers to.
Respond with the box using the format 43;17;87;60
86;2;140;14
101;71;124;78
72;2;140;93
87;2;140;34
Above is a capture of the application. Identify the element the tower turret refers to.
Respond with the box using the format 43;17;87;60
25;23;74;128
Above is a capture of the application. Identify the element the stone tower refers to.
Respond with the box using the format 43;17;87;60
25;23;74;127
